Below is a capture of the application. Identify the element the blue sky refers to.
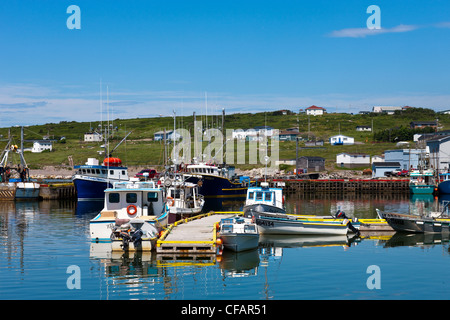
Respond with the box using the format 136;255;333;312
0;0;450;127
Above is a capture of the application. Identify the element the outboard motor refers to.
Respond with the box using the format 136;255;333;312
131;229;143;248
335;210;360;236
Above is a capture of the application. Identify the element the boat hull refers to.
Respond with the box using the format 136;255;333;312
111;238;155;251
185;175;247;198
89;214;168;242
410;185;435;194
168;207;203;223
377;209;450;233
243;203;286;218
15;182;40;199
221;233;260;252
73;177;111;200
438;180;450;194
255;215;350;235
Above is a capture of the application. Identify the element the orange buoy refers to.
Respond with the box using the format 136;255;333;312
216;238;223;245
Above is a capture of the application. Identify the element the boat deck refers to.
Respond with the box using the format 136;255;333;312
156;212;236;254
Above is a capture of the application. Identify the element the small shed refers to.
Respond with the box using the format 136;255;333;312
297;156;325;172
372;162;401;178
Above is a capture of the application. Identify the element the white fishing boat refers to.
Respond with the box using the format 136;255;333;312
243;182;285;218
218;216;259;252
89;179;169;245
255;213;360;236
165;180;205;223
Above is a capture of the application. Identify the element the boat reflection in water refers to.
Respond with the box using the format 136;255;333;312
218;249;260;278
383;232;450;248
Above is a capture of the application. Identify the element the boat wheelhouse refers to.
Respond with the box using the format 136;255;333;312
166;180;205;223
73;157;129;200
184;163;252;198
243;183;285;218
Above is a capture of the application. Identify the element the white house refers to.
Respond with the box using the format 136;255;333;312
372;106;403;114
305;105;326;116
329;134;354;145
32;140;53;153
356;126;372;132
336;153;370;168
84;132;103;142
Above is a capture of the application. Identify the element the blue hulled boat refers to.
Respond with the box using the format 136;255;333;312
73;157;129;200
183;163;252;198
438;173;450;194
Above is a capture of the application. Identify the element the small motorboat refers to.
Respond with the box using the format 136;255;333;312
218;216;259;252
376;208;450;233
255;212;360;236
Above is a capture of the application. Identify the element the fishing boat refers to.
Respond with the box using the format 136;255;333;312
438;172;450;194
183;163;252;198
73;157;129;200
376;208;450;233
218;216;259;252
73;132;132;200
89;179;169;243
0;127;40;200
409;169;435;194
242;182;285;218
255;213;360;236
165;180;205;223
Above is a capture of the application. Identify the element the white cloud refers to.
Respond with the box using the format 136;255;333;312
328;24;419;38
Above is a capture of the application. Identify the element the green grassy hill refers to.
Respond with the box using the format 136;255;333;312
1;108;448;171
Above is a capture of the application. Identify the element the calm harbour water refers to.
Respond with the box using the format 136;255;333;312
1;193;450;300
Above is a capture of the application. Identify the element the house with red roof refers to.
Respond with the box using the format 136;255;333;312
305;105;326;116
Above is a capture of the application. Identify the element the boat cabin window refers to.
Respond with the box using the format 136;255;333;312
244;225;256;233
170;189;181;199
110;170;114;175
96;169;100;174
221;224;233;233
147;192;158;202
109;193;120;203
265;192;272;201
122;170;126;175
102;170;107;174
256;192;263;201
248;192;254;199
126;193;137;203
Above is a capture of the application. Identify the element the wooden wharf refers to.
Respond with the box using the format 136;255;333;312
156;212;236;254
39;182;77;200
270;178;410;194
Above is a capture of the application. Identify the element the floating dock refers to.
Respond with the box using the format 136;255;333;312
156;212;236;254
